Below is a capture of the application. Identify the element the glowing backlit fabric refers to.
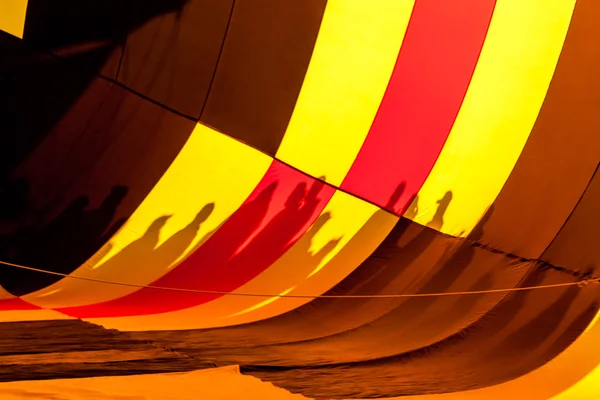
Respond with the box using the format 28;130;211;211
0;0;599;398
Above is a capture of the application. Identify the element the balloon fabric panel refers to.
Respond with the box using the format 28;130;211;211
57;160;336;318
115;0;235;117
1;0;600;399
410;0;576;237
340;0;496;215
199;0;328;156
84;193;399;331
275;0;415;186
475;0;600;259
23;125;272;309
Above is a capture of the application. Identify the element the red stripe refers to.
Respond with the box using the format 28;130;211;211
58;161;336;318
340;0;496;214
0;297;40;311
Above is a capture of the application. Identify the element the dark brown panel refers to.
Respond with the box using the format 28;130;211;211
542;165;600;272
22;0;189;79
200;0;327;155
0;79;195;295
0;31;93;177
480;0;600;259
117;0;234;116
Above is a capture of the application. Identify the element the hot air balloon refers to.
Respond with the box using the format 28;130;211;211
0;0;599;399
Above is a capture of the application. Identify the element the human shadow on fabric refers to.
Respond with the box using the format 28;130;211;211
230;210;343;289
128;208;390;354
40;204;217;306
192;202;508;367
196;211;344;326
0;0;188;177
0;186;129;295
426;190;452;231
128;182;410;341
0;0;196;295
57;176;337;318
130;187;464;363
21;203;215;310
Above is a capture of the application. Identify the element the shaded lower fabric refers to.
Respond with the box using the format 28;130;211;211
0;319;211;382
130;221;526;350
127;266;599;399
94;164;600;398
123;214;600;398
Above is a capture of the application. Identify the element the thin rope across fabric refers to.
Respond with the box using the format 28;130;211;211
1;260;598;299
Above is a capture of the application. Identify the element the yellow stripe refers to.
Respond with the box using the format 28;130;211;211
0;0;28;38
88;194;398;331
411;0;576;237
23;125;272;309
275;0;414;186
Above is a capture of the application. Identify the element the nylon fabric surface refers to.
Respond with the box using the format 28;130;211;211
275;0;414;186
0;0;27;38
340;0;496;215
1;0;600;399
410;0;576;236
478;0;600;259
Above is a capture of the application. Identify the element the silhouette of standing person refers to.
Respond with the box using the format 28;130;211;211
80;204;215;302
426;191;452;231
386;182;406;213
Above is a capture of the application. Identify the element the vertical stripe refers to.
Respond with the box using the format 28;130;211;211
541;166;600;272
21;0;150;78
411;0;576;236
200;0;328;155
477;0;600;259
58;162;336;318
0;0;28;38
116;0;234;117
275;0;415;186
88;195;398;332
23;125;272;309
340;0;496;214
